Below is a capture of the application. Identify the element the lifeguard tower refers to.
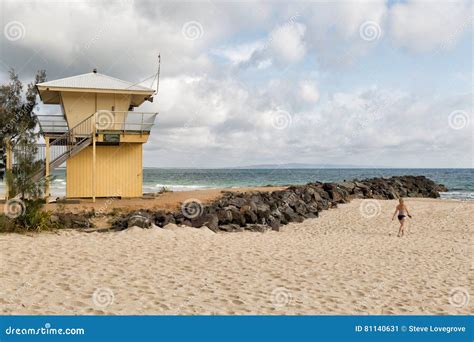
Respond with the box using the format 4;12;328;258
31;69;157;200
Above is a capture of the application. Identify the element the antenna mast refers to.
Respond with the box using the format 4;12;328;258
155;54;161;95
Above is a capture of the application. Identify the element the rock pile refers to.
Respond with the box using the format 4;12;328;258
113;175;447;233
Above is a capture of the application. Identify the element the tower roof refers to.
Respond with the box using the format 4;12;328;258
37;71;155;105
37;72;154;92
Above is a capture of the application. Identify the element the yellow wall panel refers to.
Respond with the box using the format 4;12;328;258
66;144;142;198
60;92;132;129
61;92;96;128
96;93;114;111
114;94;131;111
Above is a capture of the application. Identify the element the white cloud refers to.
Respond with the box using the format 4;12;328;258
256;59;272;70
268;22;306;64
144;75;471;168
389;0;472;52
235;19;307;70
299;81;320;103
212;41;264;65
303;0;387;66
0;1;269;79
144;75;234;130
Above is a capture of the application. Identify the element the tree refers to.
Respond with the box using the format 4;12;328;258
0;69;46;188
0;70;46;145
5;136;45;199
1;70;50;231
1;70;45;179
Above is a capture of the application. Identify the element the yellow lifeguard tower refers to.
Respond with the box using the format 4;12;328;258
33;69;157;200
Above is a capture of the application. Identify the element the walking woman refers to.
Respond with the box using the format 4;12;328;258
392;198;412;237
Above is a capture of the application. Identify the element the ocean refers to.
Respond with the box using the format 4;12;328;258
1;168;471;200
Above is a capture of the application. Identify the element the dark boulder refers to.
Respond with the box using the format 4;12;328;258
255;203;271;220
280;204;298;222
216;209;233;224
279;190;299;206
228;196;247;208
340;181;356;193
191;213;219;232
322;183;349;203
245;224;270;233
266;216;281;231
128;212;152;228
219;224;243;232
436;184;448;192
240;205;258;224
225;205;245;226
154;210;175;227
293;199;309;216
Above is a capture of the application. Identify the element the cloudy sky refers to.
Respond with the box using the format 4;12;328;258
0;0;472;168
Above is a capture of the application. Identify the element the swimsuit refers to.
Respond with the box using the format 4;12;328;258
397;208;407;221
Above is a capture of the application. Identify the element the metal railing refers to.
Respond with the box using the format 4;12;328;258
46;113;95;167
95;111;158;133
11;110;158;181
37;114;69;134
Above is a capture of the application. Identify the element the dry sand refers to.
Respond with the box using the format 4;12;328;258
0;198;472;315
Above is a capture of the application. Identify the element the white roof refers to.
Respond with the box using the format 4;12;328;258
37;72;154;92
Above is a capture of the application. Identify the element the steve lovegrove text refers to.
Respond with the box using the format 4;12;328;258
407;325;467;333
355;325;467;334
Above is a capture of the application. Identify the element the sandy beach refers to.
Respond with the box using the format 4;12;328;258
0;198;472;315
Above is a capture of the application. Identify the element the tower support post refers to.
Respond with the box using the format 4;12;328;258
5;139;13;200
92;115;97;203
45;137;50;201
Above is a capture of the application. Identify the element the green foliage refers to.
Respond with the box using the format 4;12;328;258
0;214;17;232
13;199;52;231
110;207;123;217
0;69;50;232
5;139;49;200
0;200;54;233
0;69;46;146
